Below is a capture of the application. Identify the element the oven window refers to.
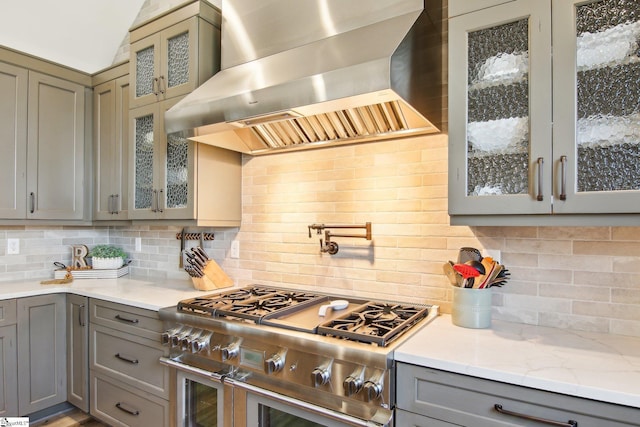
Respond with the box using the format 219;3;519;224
259;404;325;427
186;380;219;427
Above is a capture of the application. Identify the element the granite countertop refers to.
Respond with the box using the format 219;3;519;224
395;315;640;409
0;276;222;310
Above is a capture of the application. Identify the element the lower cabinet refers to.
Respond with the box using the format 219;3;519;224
89;299;169;427
396;363;640;427
0;300;18;417
17;294;66;415
67;295;89;412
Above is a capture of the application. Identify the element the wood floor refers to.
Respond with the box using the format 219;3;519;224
30;408;109;427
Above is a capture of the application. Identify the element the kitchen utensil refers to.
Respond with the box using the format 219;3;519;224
318;299;349;316
194;246;209;261
475;258;497;288
457;247;482;264
443;261;461;286
179;227;186;268
453;262;483;288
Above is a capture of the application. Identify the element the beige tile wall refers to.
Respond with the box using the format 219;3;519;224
1;133;640;338
232;133;640;338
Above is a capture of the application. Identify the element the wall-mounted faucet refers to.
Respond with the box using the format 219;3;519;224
308;222;372;255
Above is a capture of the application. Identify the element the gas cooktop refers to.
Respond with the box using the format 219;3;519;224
176;285;433;347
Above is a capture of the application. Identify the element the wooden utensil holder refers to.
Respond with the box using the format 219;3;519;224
191;258;233;291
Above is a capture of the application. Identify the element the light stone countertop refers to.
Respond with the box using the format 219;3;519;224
0;276;224;310
3;278;639;409
395;315;640;409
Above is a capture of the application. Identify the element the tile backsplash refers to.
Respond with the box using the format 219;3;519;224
1;135;640;338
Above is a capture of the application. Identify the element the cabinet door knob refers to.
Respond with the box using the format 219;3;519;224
30;192;35;213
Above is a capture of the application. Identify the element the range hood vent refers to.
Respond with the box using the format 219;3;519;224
165;0;444;155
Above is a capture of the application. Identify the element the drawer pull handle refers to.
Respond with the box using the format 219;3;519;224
116;402;140;416
115;314;139;324
115;353;139;364
494;404;578;427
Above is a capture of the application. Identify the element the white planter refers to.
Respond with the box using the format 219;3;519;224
91;257;123;270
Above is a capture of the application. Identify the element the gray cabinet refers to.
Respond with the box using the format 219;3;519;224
127;0;240;226
67;294;89;412
0;300;17;417
93;63;130;221
17;294;66;415
448;0;640;222
89;299;169;427
0;62;28;219
129;0;220;108
130;98;242;225
396;363;640;427
27;71;87;220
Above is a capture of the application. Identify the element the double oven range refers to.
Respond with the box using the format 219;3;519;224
159;285;438;426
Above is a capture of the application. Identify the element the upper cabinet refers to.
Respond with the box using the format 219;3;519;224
129;0;221;109
26;72;87;220
448;0;640;223
93;63;130;221
128;1;240;226
0;62;28;219
130;98;241;225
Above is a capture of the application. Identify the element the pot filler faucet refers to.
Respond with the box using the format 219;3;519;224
308;222;372;255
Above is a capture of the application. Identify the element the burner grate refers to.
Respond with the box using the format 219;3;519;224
317;303;430;346
177;286;324;321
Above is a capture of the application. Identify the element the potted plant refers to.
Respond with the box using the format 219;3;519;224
89;245;127;269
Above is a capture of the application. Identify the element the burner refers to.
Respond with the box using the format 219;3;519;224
318;303;430;346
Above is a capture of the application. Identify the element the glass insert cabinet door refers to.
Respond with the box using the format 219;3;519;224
448;0;553;216
130;99;196;219
552;0;640;213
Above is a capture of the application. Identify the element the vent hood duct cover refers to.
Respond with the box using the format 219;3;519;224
165;0;443;155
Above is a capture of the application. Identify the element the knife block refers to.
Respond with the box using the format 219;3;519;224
191;259;234;291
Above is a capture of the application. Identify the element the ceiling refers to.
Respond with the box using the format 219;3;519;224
0;0;147;74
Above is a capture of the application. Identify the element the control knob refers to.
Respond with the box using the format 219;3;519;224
264;350;286;374
221;340;241;360
343;375;364;396
311;367;331;387
363;379;383;402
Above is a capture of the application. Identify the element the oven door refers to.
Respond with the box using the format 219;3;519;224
231;380;393;427
160;357;230;427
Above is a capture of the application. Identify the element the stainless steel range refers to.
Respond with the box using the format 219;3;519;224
159;285;438;427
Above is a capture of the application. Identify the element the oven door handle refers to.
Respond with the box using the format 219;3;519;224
159;357;226;383
226;377;393;427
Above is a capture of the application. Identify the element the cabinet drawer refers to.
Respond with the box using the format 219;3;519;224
397;364;640;427
91;323;168;398
0;300;16;326
90;371;168;427
90;299;162;340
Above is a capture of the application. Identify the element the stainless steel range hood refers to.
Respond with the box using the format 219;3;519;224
165;0;444;155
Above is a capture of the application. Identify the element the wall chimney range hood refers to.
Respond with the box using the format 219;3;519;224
165;0;444;155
